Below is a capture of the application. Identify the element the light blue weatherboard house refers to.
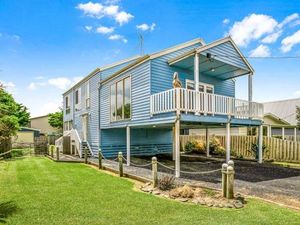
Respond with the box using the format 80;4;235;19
61;37;264;177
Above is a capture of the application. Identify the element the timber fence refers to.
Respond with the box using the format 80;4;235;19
180;135;300;163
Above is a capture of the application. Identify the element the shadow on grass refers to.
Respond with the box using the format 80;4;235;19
0;201;19;223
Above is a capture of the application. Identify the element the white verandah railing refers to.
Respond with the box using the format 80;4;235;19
150;88;264;119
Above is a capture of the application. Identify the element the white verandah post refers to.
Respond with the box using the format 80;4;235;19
206;127;210;157
175;88;181;178
126;126;130;166
194;53;199;115
248;73;253;118
258;125;263;163
282;127;285;140
225;121;231;163
294;127;297;142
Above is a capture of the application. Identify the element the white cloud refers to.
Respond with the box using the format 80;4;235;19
223;18;230;25
103;5;119;16
261;30;282;44
41;101;61;115
291;20;300;27
96;25;114;34
115;11;134;25
278;13;299;29
76;2;133;25
85;25;93;32
28;76;83;91
108;34;127;43
0;80;16;93
295;90;300;97
136;23;156;31
249;44;271;57
48;77;72;90
76;2;104;18
27;82;37;90
227;14;278;47
35;76;45;80
281;30;300;53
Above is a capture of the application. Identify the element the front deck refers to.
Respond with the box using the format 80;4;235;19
150;88;263;119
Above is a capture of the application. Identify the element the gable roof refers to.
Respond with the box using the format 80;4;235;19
63;55;141;95
168;36;254;74
263;98;300;125
263;113;290;125
100;38;205;84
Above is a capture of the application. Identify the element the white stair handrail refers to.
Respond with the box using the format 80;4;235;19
85;140;94;157
71;129;82;158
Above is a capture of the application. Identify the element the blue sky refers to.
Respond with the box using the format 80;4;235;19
1;0;300;116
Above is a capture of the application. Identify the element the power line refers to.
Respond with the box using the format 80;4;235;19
209;53;300;60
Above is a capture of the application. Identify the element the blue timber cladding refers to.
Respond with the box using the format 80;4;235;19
88;73;100;152
100;61;151;129
100;58;139;80
151;43;202;94
100;128;172;157
202;42;248;70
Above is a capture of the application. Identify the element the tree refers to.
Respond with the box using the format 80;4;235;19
0;85;30;154
48;111;63;130
296;106;300;128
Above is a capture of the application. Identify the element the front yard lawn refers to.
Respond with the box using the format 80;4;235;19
0;157;299;225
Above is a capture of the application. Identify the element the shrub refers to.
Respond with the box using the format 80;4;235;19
248;143;268;159
169;185;194;198
184;140;206;154
214;146;226;156
158;175;175;191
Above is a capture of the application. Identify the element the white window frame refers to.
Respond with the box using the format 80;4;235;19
85;81;90;109
110;75;131;122
186;79;214;94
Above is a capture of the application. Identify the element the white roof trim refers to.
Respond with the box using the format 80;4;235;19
63;55;141;95
149;38;204;59
196;36;254;73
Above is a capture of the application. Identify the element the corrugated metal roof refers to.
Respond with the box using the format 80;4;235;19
263;98;300;125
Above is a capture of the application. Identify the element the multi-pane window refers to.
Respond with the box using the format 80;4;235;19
186;79;214;93
110;77;131;121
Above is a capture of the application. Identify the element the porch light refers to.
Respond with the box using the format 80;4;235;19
210;67;215;72
152;125;156;128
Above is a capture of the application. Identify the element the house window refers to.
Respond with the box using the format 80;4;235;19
110;76;131;121
65;96;70;114
75;88;81;110
186;79;214;94
75;90;79;104
85;81;90;108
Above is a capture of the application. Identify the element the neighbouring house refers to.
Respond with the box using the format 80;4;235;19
60;36;264;176
30;115;59;135
263;98;300;141
12;127;40;148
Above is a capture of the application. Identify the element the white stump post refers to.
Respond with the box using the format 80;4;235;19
258;125;263;163
206;127;210;157
152;157;158;188
226;122;231;163
126;126;130;166
175;118;180;178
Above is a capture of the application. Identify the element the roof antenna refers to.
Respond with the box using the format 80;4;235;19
138;32;144;56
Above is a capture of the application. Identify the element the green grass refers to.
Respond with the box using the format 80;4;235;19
0;157;299;225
